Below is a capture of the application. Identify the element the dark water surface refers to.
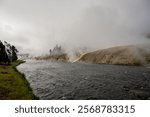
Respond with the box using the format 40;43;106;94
17;60;150;100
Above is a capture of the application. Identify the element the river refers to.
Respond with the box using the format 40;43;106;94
17;60;150;100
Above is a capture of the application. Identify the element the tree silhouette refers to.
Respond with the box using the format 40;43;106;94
11;45;18;61
0;40;18;64
49;45;65;55
0;41;10;64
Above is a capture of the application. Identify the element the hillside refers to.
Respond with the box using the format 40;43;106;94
76;45;150;65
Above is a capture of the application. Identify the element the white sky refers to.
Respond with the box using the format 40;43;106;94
0;0;150;55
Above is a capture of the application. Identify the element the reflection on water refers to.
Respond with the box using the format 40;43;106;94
17;60;150;100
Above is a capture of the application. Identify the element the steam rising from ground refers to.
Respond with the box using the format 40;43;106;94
77;45;150;65
0;0;150;56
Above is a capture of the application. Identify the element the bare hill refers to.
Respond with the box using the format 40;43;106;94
76;45;150;65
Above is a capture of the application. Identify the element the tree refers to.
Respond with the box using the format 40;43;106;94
4;41;18;62
4;41;12;61
49;45;65;55
0;40;10;64
11;45;18;61
0;40;18;64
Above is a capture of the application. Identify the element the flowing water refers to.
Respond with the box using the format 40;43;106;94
17;60;150;100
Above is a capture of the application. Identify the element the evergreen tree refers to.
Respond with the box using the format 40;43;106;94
0;40;18;64
50;45;65;55
11;45;18;61
4;41;12;61
4;41;18;62
0;40;10;64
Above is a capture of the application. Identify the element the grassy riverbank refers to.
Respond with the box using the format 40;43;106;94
0;60;38;100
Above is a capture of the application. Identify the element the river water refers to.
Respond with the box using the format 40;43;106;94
17;60;150;100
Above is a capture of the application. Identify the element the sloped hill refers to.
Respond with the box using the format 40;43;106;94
76;45;150;65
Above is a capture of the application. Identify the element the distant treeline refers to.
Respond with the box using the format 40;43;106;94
35;44;88;61
49;44;65;56
35;45;69;61
0;40;18;64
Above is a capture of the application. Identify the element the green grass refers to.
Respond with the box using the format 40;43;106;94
0;60;38;100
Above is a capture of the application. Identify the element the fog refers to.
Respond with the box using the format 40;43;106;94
0;0;150;55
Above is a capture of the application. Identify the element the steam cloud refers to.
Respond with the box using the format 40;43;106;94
0;0;150;55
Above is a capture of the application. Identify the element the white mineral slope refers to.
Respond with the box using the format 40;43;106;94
75;45;150;65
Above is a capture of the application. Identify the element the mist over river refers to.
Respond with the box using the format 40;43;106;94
17;60;150;100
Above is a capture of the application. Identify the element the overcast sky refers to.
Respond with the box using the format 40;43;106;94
0;0;150;55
